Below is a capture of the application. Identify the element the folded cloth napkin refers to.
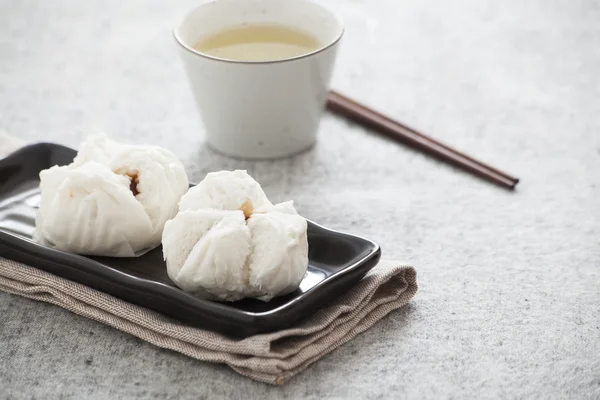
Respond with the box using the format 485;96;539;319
0;258;416;384
0;138;418;384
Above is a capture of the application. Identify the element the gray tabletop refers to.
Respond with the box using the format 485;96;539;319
1;0;599;398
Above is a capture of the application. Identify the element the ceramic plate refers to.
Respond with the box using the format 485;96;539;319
0;143;381;337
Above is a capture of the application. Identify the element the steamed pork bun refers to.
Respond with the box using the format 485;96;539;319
34;134;189;257
162;170;309;302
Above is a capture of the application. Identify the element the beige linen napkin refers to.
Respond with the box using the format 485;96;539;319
0;139;418;385
0;258;416;384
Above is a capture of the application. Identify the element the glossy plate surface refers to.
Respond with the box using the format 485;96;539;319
0;143;381;337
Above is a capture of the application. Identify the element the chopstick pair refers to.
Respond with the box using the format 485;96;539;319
326;91;519;190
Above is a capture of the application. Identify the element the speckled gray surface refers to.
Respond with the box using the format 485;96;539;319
1;0;600;398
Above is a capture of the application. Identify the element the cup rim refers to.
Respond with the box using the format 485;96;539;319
173;0;344;65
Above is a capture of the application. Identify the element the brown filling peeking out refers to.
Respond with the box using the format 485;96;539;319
240;200;253;220
127;173;140;196
113;168;140;197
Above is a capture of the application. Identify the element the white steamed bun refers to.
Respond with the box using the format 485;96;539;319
162;170;308;302
34;133;189;257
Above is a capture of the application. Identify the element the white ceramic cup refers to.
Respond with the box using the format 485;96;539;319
174;0;344;159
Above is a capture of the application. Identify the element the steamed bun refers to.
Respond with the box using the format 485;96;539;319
162;170;308;302
35;134;189;257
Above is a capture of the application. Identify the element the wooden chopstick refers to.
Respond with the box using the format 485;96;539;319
326;90;519;190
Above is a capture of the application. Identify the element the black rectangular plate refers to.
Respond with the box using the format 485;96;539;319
0;143;381;337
